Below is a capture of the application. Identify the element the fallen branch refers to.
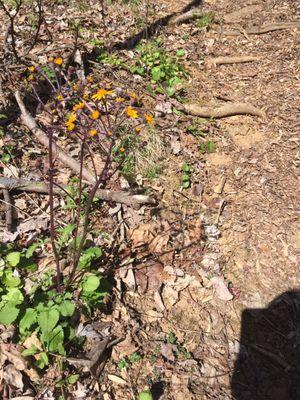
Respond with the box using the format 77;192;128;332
182;102;265;118
206;55;259;66
0;176;156;207
170;8;203;25
15;91;95;183
222;21;300;36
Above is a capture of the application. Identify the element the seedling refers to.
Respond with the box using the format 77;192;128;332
181;163;193;189
199;140;216;154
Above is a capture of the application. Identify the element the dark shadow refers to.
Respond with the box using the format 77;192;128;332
231;291;300;400
112;0;203;50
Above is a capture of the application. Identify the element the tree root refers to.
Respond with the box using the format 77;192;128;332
206;55;259;66
222;21;300;36
170;8;203;25
0;176;156;207
182;102;265;118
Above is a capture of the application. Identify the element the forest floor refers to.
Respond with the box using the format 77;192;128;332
0;0;299;399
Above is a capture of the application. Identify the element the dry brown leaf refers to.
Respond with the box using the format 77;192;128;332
107;374;127;386
0;343;27;370
23;332;43;352
3;364;24;390
113;333;138;359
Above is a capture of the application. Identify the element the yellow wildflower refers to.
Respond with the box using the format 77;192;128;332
89;129;97;137
116;97;125;103
119;147;125;153
144;113;154;125
128;91;138;100
92;88;114;101
126;106;139;119
90;110;100;120
28;74;35;81
66;113;76;131
87;75;94;83
57;94;64;101
135;126;142;133
73;83;79;92
28;66;35;73
54;57;63;66
83;93;89;100
73;102;85;111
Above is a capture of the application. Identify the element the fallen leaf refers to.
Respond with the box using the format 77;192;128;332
210;277;233;301
0;343;27;370
3;364;24;390
161;343;176;362
114;334;138;359
107;374;127;386
23;332;43;351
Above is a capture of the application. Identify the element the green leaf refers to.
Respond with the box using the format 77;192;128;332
176;49;185;57
67;374;80;385
182;181;191;189
0;303;19;324
3;288;24;304
22;346;38;357
78;247;102;270
82;275;100;292
25;242;41;258
6;252;21;267
139;391;153;400
19;308;37;334
38;308;60;334
181;163;191;173
58;300;75;317
206;140;216;153
181;174;190;182
2;270;21;288
44;325;64;354
151;66;164;81
35;351;49;369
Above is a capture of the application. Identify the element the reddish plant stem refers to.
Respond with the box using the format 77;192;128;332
48;127;62;291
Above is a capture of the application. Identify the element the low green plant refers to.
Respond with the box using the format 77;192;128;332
181;163;193;189
118;351;142;369
129;40;188;97
196;13;213;29
1;144;16;164
199;140;216;154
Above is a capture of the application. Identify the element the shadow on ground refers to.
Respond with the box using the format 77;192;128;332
231;291;300;400
112;0;203;50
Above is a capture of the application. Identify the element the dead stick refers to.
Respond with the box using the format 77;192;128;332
2;189;13;231
206;55;259;66
182;102;265;118
15;91;95;183
0;176;156;206
222;21;300;36
170;8;203;25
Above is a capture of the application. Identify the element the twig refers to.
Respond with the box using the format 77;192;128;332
0;176;156;207
181;102;265;118
222;21;300;36
206;55;259;66
0;0;22;60
2;189;13;231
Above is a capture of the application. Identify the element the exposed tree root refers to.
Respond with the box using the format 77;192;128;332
222;21;300;36
206;55;259;66
170;8;203;25
0;176;156;207
182;102;265;118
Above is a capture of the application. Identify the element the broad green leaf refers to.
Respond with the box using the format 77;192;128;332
82;275;100;292
3;270;21;288
25;242;40;258
59;300;75;317
0;303;19;324
19;308;37;334
22;346;38;357
44;326;64;354
6;252;21;267
181;174;190;182
38;309;59;334
182;181;191;189
78;247;102;270
3;288;24;304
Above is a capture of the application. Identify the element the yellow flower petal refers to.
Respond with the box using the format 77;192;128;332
28;74;35;81
57;94;64;101
73;102;85;111
144;113;154;125
92;88;114;101
89;129;97;137
116;97;125;103
126;106;139;119
68;113;76;123
28;66;35;73
54;57;63;66
66;122;75;131
90;110;100;120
